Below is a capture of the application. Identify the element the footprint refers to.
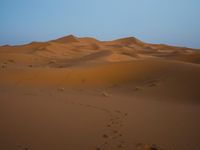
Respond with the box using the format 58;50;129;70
1;65;6;68
102;134;109;139
124;113;128;116
133;87;140;91
8;59;15;63
136;143;162;150
81;78;86;83
49;60;56;64
117;144;123;148
107;124;111;127
16;145;29;150
113;130;118;134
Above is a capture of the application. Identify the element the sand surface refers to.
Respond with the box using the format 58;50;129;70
0;35;200;150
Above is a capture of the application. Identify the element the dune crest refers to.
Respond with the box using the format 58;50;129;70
112;36;145;46
52;34;80;43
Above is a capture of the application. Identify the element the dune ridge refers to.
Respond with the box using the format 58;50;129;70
1;35;199;64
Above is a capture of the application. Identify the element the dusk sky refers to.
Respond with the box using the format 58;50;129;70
0;0;200;48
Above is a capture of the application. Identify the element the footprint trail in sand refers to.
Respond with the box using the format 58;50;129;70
65;100;128;150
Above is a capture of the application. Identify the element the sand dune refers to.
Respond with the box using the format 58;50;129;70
0;35;200;150
1;35;199;63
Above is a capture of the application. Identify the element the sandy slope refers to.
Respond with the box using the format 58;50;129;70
0;35;200;150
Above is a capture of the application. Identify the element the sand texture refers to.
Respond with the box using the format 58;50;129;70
1;35;200;150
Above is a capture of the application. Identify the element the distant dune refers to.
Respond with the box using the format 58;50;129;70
0;35;200;150
1;35;200;64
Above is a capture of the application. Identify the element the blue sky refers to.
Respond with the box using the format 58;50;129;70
0;0;200;48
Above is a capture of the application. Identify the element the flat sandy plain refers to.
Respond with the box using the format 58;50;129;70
0;35;200;150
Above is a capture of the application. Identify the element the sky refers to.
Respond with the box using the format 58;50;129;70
0;0;200;48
